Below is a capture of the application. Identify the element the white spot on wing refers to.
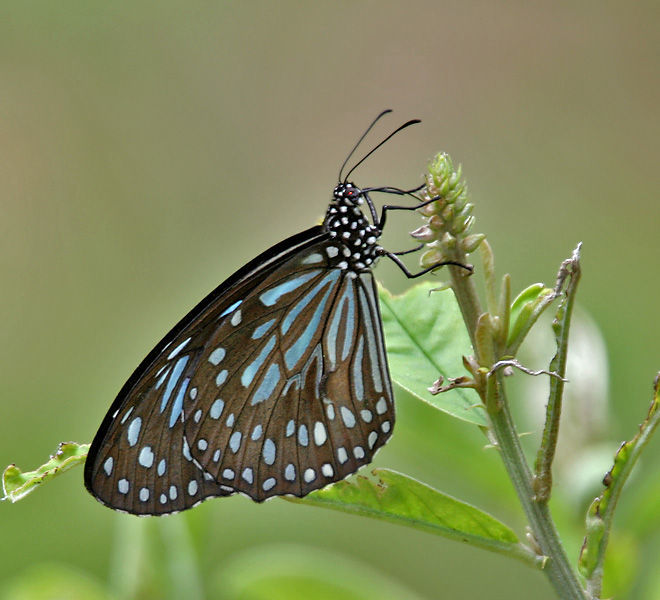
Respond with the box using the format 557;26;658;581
340;406;356;428
242;468;253;484
313;421;327;446
210;398;224;419
127;417;142;447
263;438;276;465
229;431;242;453
208;347;225;365
138;446;154;468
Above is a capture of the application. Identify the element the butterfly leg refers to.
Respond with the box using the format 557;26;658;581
390;243;424;256
363;183;425;196
379;249;472;279
376;196;440;230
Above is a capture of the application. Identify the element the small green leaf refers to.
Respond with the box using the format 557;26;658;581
288;468;534;565
379;282;486;426
507;283;555;354
2;442;89;503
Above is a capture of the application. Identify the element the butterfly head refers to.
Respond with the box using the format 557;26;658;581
333;182;364;206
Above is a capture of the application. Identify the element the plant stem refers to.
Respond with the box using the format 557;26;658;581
449;260;588;599
448;263;482;351
535;246;581;502
487;376;588;599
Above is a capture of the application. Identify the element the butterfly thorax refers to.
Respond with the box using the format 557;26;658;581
323;182;381;272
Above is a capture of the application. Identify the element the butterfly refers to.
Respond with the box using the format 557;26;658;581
84;110;463;515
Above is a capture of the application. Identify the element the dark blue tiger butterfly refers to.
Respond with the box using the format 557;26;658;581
84;110;464;515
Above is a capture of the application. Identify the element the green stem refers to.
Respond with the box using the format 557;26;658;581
449;259;588;599
487;376;588;599
448;262;482;351
535;247;581;502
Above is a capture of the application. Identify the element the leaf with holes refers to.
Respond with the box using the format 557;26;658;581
379;282;486;426
2;442;89;502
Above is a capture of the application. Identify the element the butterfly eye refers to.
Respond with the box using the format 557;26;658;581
344;187;359;199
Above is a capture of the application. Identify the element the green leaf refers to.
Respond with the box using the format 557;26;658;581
288;468;535;565
579;374;660;582
507;283;555;354
2;442;89;503
379;282;486;426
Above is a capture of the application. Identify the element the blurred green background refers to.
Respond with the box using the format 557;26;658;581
1;2;658;599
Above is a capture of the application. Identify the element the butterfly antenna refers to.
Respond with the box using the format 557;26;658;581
338;109;393;182
342;118;421;183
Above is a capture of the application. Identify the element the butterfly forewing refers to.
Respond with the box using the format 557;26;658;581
84;227;328;514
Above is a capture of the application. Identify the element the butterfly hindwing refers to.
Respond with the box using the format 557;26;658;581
183;250;395;501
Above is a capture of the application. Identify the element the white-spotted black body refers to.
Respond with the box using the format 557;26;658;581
323;182;381;272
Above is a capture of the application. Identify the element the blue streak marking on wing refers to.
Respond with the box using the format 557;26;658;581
251;363;281;405
219;300;242;318
160;356;189;413
327;281;356;366
259;270;320;307
167;337;191;360
169;377;190;428
282;273;337;335
251;318;276;340
353;336;364;402
241;335;277;387
301;252;323;265
358;284;383;394
284;271;340;370
155;366;171;390
341;285;356;361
